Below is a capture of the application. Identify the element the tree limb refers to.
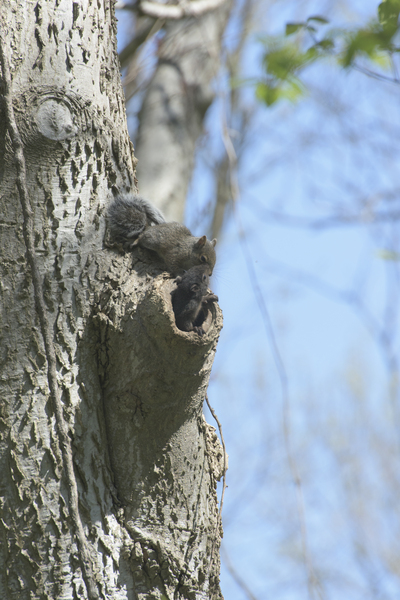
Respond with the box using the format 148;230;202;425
139;0;227;20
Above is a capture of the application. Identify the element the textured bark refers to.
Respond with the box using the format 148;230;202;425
134;2;232;221
0;2;223;599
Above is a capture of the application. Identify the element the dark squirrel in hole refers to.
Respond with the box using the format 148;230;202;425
171;265;218;335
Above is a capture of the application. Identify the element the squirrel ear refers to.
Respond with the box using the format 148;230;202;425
211;238;217;247
194;235;207;249
191;284;200;292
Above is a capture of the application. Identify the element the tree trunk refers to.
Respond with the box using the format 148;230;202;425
134;5;231;221
0;2;223;599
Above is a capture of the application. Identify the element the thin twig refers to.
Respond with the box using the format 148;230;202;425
259;208;400;230
119;19;163;69
205;394;228;577
221;544;260;600
352;62;400;85
261;250;400;423
0;30;99;600
205;393;228;522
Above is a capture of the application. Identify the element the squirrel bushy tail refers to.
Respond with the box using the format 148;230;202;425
107;194;165;248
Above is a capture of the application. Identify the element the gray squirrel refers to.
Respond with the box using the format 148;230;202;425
171;265;218;335
107;194;217;276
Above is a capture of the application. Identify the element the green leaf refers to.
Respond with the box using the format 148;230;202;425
377;249;400;261
316;38;335;51
341;28;392;67
369;52;391;69
255;82;279;106
378;0;400;32
307;15;329;25
281;79;307;102
256;79;306;107
263;44;317;81
286;22;305;36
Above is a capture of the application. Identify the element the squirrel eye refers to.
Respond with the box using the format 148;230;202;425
200;255;207;263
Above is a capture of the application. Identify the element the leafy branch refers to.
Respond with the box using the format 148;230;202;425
256;0;400;106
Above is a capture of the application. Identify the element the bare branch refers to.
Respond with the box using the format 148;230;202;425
221;545;260;600
211;0;254;240
139;0;227;20
352;63;400;85
259;209;400;230
119;18;160;68
115;1;141;10
262;252;400;393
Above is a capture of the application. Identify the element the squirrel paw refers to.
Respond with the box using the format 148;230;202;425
193;326;205;336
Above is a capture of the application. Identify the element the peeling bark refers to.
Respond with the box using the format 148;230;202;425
0;2;224;599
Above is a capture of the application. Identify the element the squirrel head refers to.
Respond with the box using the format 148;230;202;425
194;236;217;274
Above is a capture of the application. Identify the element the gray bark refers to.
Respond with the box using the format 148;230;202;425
0;2;223;599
